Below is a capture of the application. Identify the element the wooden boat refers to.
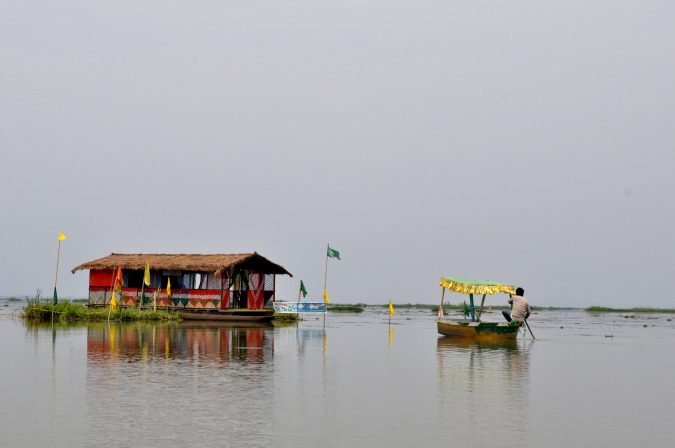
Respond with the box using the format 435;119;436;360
437;317;520;340
436;277;520;340
178;308;275;322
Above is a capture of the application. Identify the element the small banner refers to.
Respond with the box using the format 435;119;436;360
273;302;327;313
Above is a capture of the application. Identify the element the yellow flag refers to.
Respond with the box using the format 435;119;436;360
143;260;150;286
389;299;395;317
58;232;67;240
167;278;171;296
110;290;117;311
323;288;329;304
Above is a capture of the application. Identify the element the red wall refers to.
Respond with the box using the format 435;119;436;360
90;269;115;287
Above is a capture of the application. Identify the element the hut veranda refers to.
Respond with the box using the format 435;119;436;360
71;253;292;310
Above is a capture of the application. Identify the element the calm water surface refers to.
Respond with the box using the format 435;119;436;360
1;300;674;447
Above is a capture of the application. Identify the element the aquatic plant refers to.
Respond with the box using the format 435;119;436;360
22;299;180;323
273;313;299;322
327;306;364;313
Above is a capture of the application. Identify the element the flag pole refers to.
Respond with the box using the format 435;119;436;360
52;237;62;325
54;239;61;292
108;267;116;321
323;244;329;297
324;245;329;327
297;281;303;325
139;281;144;318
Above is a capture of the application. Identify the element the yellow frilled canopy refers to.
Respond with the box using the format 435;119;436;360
439;277;515;295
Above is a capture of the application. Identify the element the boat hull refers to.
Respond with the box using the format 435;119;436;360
178;309;275;322
437;317;519;340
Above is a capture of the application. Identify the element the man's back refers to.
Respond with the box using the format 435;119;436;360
508;295;531;320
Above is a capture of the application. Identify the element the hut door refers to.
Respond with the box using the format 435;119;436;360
225;270;249;309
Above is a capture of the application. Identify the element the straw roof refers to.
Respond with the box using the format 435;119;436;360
71;253;292;277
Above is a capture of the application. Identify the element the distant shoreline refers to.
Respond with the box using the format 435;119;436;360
4;298;674;314
585;306;675;313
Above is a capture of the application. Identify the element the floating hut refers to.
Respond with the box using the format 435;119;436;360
71;253;292;312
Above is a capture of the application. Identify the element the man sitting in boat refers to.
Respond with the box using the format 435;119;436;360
502;287;531;324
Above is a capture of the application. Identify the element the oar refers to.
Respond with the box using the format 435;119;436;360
524;319;536;340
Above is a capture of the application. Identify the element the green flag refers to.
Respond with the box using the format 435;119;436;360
327;245;340;260
300;280;307;298
53;287;58;306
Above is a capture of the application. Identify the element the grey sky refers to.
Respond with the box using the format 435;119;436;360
1;1;673;308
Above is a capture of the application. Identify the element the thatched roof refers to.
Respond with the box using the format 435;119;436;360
71;252;292;277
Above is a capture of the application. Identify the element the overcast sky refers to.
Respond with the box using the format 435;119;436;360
1;1;673;308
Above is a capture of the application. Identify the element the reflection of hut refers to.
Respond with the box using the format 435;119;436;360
72;253;292;310
86;324;273;363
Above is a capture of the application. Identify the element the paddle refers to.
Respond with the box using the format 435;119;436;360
524;319;536;340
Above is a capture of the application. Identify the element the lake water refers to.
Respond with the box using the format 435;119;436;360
1;299;674;447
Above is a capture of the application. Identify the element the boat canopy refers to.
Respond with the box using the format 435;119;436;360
439;277;515;295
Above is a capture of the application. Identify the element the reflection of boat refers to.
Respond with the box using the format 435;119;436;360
436;335;518;352
436;277;520;340
178;309;275;322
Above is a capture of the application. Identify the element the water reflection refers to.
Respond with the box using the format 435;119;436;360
83;321;279;446
86;321;275;365
436;337;533;446
6;308;675;447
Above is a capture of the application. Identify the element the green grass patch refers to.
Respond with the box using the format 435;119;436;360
22;299;180;323
586;306;675;313
328;306;364;313
272;313;300;327
273;313;299;322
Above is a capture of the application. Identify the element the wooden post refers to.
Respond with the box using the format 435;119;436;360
439;287;445;318
477;294;486;319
